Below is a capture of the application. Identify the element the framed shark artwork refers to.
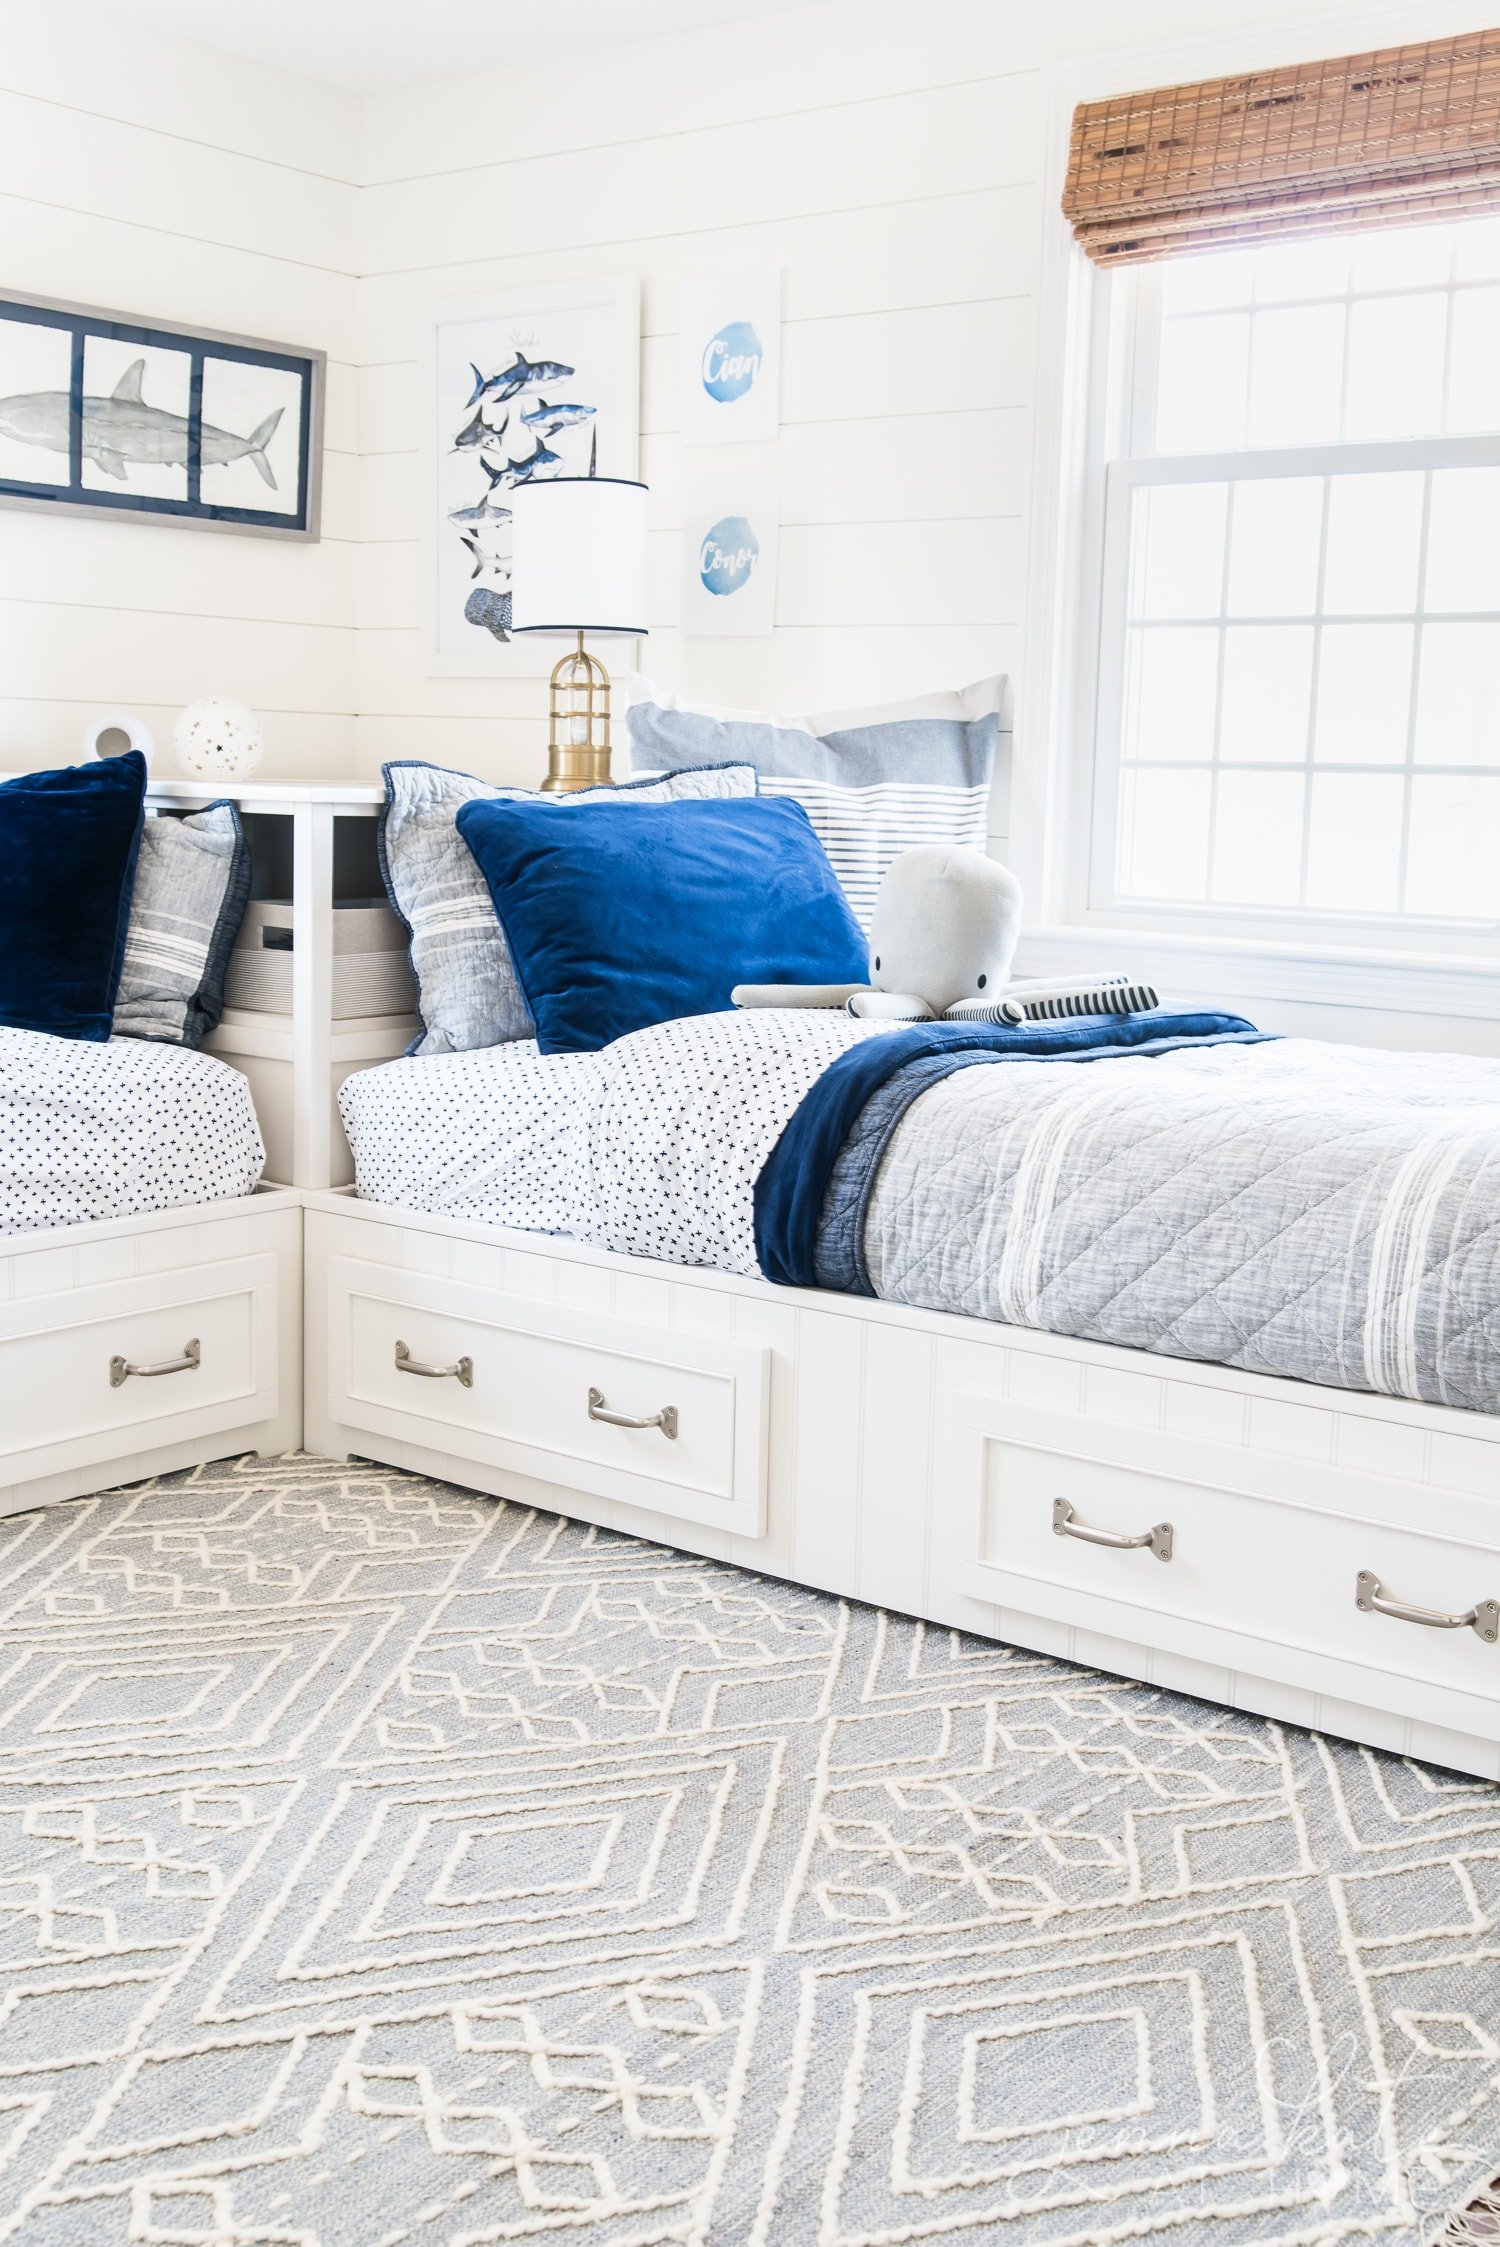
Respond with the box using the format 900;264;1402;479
427;276;639;675
0;293;324;540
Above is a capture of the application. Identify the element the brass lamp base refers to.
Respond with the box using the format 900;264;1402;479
539;742;613;793
539;631;614;792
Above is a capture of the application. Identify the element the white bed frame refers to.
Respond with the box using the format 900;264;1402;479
0;1187;302;1522
301;1189;1500;1784
5;778;1498;1783
0;775;398;1519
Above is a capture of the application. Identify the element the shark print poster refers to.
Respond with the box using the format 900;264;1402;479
427;278;640;676
0;295;323;538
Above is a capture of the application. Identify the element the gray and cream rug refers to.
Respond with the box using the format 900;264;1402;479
1;1452;1499;2246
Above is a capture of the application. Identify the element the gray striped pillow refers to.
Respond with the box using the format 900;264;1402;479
624;677;1000;929
113;802;250;1048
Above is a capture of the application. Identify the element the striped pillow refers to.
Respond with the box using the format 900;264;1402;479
624;677;1000;929
113;802;250;1048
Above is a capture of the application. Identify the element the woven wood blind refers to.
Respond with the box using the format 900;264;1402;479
1063;27;1500;265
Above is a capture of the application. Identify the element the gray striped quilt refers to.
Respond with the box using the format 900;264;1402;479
860;1037;1500;1413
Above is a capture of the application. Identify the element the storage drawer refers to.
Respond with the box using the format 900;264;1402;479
959;1395;1500;1730
325;1256;769;1537
0;1255;280;1483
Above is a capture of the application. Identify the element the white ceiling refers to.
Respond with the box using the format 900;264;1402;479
98;0;826;92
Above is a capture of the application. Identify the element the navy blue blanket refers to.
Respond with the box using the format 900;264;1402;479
752;1012;1268;1290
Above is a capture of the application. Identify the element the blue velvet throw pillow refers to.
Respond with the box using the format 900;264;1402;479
0;751;148;1041
456;793;869;1054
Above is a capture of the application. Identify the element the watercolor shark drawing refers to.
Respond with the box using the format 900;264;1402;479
452;405;508;453
466;351;575;408
448;488;513;576
482;434;563;490
519;395;595;435
0;358;284;486
460;530;506;576
464;584;512;641
448;489;512;530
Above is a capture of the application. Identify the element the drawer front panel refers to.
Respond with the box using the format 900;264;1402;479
963;1397;1500;1719
0;1255;279;1480
327;1257;768;1537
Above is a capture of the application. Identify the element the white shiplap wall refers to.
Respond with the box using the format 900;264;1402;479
0;0;360;777
353;0;1035;829
7;0;1482;869
351;0;1471;809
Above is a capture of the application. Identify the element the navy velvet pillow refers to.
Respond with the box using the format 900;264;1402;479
456;793;869;1054
0;752;148;1041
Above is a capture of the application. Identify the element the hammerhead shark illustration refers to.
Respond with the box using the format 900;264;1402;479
0;358;284;487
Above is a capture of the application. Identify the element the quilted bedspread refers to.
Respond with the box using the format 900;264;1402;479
857;1034;1500;1413
343;1014;1500;1413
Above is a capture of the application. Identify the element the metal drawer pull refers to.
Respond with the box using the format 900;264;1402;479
1053;1497;1173;1563
394;1340;473;1388
588;1385;678;1440
109;1338;200;1388
1355;1570;1499;1643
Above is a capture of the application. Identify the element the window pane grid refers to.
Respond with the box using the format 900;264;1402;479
1114;464;1500;926
1096;222;1500;949
1198;477;1238;893
1396;473;1437;914
1153;224;1500;453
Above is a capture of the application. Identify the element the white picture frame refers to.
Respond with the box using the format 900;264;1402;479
425;276;640;678
680;448;779;638
678;270;781;447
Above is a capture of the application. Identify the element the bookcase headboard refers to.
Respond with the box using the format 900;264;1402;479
146;777;412;1189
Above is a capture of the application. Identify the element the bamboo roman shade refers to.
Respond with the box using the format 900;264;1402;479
1063;27;1500;265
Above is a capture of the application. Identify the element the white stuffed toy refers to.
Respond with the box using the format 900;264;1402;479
733;845;1026;1023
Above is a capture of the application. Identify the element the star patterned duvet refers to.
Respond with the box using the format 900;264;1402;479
0;1028;264;1234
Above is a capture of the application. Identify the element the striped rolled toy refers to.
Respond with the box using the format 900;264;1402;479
947;975;1160;1024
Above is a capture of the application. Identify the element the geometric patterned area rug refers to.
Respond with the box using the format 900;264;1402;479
1;1454;1499;2247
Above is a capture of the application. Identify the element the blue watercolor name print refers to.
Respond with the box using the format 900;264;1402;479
699;516;759;597
701;320;763;403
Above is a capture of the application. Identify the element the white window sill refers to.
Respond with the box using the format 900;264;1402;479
1014;924;1500;1024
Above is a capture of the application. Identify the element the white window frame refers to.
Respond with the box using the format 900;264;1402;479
1090;422;1500;959
1017;1;1500;1026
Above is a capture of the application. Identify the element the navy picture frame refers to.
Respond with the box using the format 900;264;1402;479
0;293;325;541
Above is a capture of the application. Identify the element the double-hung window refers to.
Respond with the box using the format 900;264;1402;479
1090;217;1500;952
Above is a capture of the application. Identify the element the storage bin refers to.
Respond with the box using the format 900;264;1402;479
224;897;418;1019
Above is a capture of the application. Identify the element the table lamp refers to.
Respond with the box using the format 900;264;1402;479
509;475;649;792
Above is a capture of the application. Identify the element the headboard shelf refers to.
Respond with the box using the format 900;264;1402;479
146;775;404;1191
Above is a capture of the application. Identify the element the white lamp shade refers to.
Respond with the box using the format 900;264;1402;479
509;476;649;639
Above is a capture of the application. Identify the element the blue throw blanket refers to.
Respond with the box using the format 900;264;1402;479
752;1012;1268;1290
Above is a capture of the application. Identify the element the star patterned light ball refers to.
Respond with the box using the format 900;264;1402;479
173;698;264;779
